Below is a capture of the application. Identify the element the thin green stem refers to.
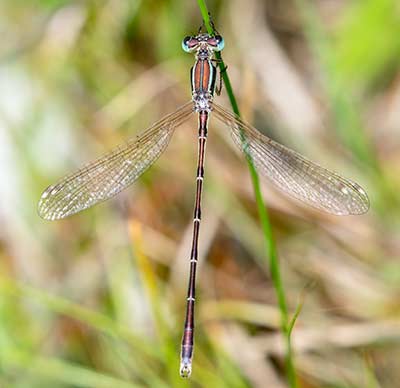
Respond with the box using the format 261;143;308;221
195;1;297;386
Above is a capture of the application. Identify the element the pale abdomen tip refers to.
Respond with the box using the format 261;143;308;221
180;358;192;378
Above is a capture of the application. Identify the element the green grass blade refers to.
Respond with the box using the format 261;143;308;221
0;277;159;359
0;347;142;388
195;1;297;386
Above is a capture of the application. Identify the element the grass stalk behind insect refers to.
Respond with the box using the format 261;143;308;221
196;1;298;387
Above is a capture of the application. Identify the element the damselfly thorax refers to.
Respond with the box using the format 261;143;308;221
38;32;369;378
184;34;222;111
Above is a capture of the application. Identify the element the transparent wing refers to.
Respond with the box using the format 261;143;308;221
39;101;194;220
212;102;369;215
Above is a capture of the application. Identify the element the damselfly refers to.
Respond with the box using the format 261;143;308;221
38;33;370;377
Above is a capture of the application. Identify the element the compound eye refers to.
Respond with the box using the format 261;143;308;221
215;35;225;51
182;36;192;52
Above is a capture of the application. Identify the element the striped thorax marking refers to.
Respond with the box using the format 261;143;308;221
191;50;217;112
191;58;216;96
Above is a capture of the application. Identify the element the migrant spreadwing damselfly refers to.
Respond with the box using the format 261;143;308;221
38;32;370;377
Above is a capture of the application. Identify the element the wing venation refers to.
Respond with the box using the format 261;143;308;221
38;102;194;220
212;102;369;215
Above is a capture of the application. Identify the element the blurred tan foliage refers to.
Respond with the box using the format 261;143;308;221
0;0;400;387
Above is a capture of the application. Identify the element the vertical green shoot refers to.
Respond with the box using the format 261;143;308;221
195;1;297;386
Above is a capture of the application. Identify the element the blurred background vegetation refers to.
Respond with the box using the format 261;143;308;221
1;0;400;387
